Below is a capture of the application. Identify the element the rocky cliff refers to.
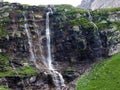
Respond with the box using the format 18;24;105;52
0;2;120;90
79;0;120;10
0;0;3;2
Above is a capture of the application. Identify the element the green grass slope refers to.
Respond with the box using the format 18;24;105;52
77;53;120;90
0;86;10;90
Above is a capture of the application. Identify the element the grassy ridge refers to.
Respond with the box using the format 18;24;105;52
77;53;120;90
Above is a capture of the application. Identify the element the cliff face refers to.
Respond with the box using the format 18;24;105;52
0;2;120;90
78;0;94;9
0;0;3;2
79;0;120;10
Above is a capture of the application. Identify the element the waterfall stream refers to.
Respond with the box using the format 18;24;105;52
23;9;65;89
46;12;53;70
23;11;40;70
45;9;65;89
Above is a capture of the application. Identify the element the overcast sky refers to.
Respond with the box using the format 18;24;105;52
4;0;82;6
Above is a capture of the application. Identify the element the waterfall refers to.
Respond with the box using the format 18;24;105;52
45;8;65;89
23;11;40;69
23;8;65;89
46;12;53;70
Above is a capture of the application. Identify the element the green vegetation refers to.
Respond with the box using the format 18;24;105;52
96;22;111;30
0;86;10;90
98;7;120;13
70;18;94;30
54;4;77;11
96;21;120;30
16;10;23;14
23;4;29;8
0;17;12;37
0;54;10;72
17;65;38;76
77;53;120;90
0;54;38;77
0;65;38;77
54;5;120;31
54;4;88;18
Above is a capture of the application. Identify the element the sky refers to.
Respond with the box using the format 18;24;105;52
4;0;82;7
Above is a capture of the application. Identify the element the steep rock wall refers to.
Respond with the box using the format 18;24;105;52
79;0;120;10
0;2;120;90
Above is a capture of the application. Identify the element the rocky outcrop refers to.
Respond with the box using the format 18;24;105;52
0;2;120;90
0;0;3;2
79;0;120;10
78;0;94;9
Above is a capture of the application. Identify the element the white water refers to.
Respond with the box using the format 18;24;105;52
46;12;53;70
23;10;65;89
45;10;65;89
23;11;40;69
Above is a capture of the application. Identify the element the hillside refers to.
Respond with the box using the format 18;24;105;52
77;53;120;90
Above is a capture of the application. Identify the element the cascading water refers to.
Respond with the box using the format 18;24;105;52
23;11;40;69
45;8;65;89
45;11;53;70
23;8;65;89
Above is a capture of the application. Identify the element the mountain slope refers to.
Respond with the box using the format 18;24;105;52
79;0;120;10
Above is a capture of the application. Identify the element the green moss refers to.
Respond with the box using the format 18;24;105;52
0;86;11;90
96;21;120;30
54;4;76;11
100;7;120;12
17;66;38;76
0;27;12;37
4;17;10;23
54;4;86;13
0;68;15;77
0;65;38;77
0;16;12;37
5;8;12;13
70;18;94;29
0;54;10;72
0;54;38;77
77;53;120;90
0;67;38;77
96;22;111;30
16;10;23;14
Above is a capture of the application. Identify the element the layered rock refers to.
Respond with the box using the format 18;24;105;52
0;0;3;2
79;0;120;10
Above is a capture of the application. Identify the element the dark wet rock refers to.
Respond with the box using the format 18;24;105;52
63;71;79;83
